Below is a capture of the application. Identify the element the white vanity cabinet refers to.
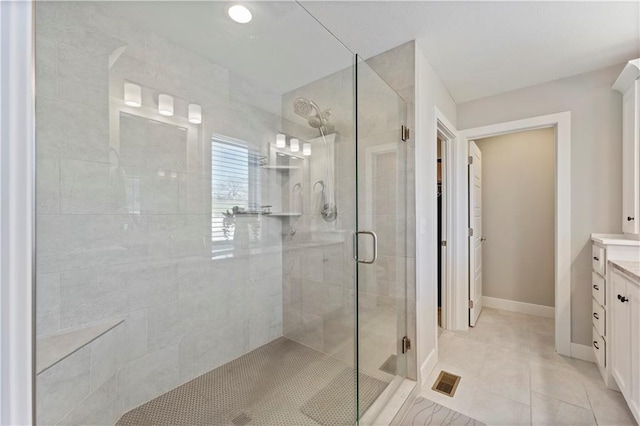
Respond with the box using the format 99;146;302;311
613;59;640;237
590;235;640;392
609;264;640;424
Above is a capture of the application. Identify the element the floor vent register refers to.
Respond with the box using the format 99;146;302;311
431;371;461;397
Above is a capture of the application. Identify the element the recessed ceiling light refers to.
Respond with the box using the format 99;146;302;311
228;5;252;24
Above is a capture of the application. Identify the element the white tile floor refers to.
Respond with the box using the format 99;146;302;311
419;308;637;426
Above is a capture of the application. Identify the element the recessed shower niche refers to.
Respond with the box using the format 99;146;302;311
265;130;339;229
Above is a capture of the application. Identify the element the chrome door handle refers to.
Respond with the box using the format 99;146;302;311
354;231;378;264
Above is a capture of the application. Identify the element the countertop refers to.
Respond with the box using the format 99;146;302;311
609;260;640;282
591;233;640;246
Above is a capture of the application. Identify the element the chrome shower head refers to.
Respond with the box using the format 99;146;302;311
307;115;323;129
293;97;314;117
293;97;331;131
294;97;323;119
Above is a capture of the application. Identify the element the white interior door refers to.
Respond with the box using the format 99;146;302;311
469;141;483;326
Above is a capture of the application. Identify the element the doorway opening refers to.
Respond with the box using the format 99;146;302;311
467;128;556;328
450;112;571;356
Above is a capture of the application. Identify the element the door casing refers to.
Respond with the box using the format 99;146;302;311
436;120;455;331
450;112;572;357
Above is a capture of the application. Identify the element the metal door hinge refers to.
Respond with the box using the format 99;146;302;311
468;228;474;237
401;125;410;142
441;240;447;247
468;156;474;165
469;300;474;309
402;336;412;354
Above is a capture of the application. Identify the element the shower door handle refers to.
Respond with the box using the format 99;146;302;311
354;231;378;264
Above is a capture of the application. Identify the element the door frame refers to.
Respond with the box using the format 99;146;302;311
436;115;456;330
451;112;572;357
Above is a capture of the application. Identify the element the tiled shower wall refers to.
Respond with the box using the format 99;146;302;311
281;66;357;364
35;2;284;423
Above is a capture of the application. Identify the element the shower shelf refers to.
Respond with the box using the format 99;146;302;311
269;212;301;217
261;165;301;170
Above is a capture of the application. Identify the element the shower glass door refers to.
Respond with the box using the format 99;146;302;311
356;56;409;421
34;1;363;425
33;0;410;423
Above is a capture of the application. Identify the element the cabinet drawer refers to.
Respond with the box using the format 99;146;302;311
593;326;605;368
592;273;606;307
592;245;606;276
593;298;606;337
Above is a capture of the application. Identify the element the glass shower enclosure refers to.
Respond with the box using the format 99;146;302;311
33;1;409;424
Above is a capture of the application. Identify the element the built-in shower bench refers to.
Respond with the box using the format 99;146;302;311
36;319;123;375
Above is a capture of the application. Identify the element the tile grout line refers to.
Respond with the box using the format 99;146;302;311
582;380;600;425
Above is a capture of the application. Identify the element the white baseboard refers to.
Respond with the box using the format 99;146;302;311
482;296;555;318
420;348;437;388
571;343;596;363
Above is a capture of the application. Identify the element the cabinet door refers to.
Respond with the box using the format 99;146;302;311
622;81;639;234
611;270;631;395
629;282;640;418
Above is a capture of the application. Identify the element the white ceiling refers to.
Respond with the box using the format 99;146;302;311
113;1;354;96
300;1;640;103
116;1;639;103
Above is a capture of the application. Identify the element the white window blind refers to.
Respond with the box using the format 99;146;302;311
211;136;262;244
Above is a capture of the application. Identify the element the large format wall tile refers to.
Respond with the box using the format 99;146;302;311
60;267;129;328
178;321;250;383
36;347;91;425
60;159;127;214
57;376;118;426
36;273;61;337
36;97;110;163
124;262;179;311
36;158;60;215
90;327;123;393
121;310;148;363
117;345;180;413
35;40;58;100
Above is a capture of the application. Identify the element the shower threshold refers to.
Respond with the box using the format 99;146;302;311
116;337;391;425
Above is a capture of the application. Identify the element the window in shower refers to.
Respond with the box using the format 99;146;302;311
211;134;262;247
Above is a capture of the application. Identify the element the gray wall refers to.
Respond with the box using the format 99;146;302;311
458;64;624;346
476;128;555;307
414;41;457;377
